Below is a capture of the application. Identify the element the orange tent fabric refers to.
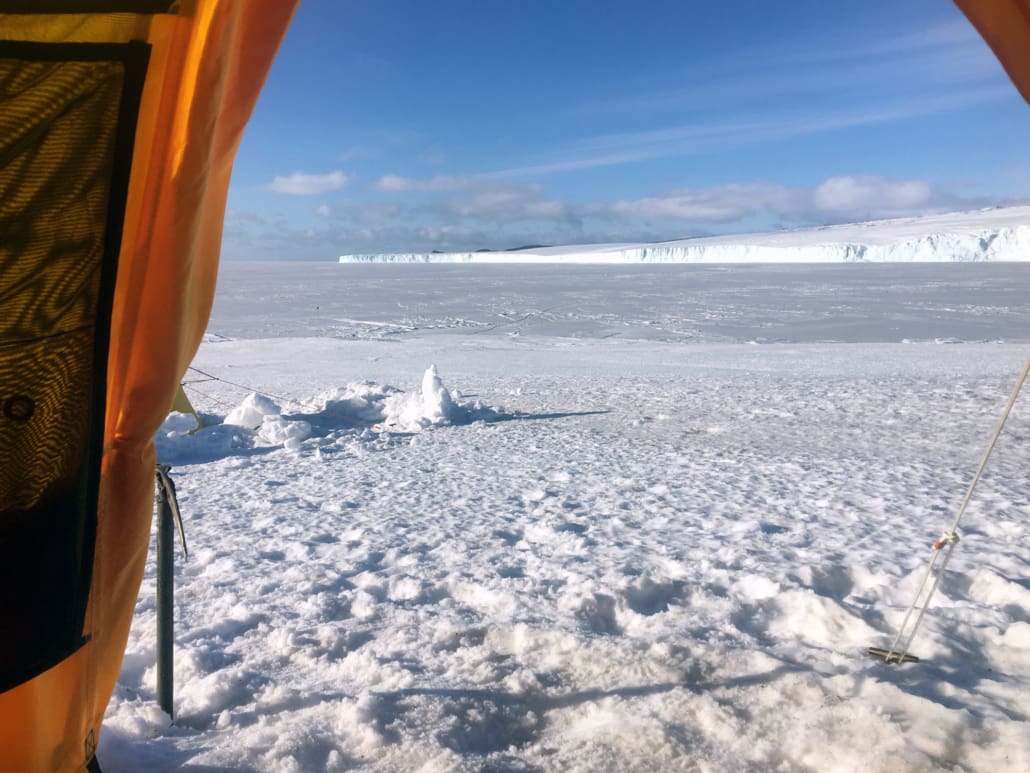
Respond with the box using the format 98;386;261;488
0;3;297;770
954;0;1030;104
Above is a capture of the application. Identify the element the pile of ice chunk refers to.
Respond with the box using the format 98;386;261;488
317;364;503;432
223;393;312;450
157;366;506;464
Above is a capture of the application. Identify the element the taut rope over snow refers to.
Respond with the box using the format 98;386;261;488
873;355;1030;665
182;366;381;429
183;366;313;411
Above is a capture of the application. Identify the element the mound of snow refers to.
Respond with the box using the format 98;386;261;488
154;416;251;465
224;392;281;429
158;369;507;465
419;364;456;422
318;366;506;432
315;381;406;426
157;393;314;463
222;392;312;450
257;416;312;450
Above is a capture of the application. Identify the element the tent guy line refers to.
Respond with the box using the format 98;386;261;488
872;354;1030;664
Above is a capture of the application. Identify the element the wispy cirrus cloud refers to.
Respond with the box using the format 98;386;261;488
372;174;473;193
585;183;791;223
266;171;349;195
338;146;370;162
225;208;267;226
371;175;570;223
596;19;1002;117
447;186;569;222
489;86;1014;179
491;16;1011;183
418;148;448;166
752;19;991;70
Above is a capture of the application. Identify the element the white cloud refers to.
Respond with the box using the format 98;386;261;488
588;182;794;224
373;174;472;192
338;146;367;162
225;208;266;225
229;171;1017;260
812;176;932;215
589;175;969;225
419;148;448;165
447;186;568;222
314;201;402;224
369;176;568;223
601;183;786;223
266;171;349;195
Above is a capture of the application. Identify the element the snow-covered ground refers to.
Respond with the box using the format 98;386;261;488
339;206;1030;264
101;262;1030;772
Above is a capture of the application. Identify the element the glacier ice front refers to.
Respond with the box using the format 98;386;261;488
339;206;1030;264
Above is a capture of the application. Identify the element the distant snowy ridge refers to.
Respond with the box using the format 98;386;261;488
340;206;1030;264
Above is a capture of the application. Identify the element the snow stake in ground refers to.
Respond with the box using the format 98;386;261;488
155;465;189;718
869;356;1030;665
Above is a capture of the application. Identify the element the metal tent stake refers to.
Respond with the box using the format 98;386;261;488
155;464;188;718
871;356;1030;665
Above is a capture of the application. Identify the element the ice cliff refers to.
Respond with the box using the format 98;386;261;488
339;206;1030;264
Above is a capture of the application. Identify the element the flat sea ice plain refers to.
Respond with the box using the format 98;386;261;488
102;263;1030;772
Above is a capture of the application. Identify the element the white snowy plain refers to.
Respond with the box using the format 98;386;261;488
101;262;1030;772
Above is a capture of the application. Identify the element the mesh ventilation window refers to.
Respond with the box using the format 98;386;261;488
0;42;147;692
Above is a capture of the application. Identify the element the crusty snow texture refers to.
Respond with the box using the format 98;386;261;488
103;261;1030;773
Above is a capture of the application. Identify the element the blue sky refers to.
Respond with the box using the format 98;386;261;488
222;0;1030;259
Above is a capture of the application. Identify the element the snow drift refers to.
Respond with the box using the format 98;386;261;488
155;367;507;464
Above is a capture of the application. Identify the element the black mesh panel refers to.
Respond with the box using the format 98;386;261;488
0;42;148;693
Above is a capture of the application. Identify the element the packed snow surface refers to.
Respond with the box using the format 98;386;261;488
339;206;1030;264
103;262;1030;771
